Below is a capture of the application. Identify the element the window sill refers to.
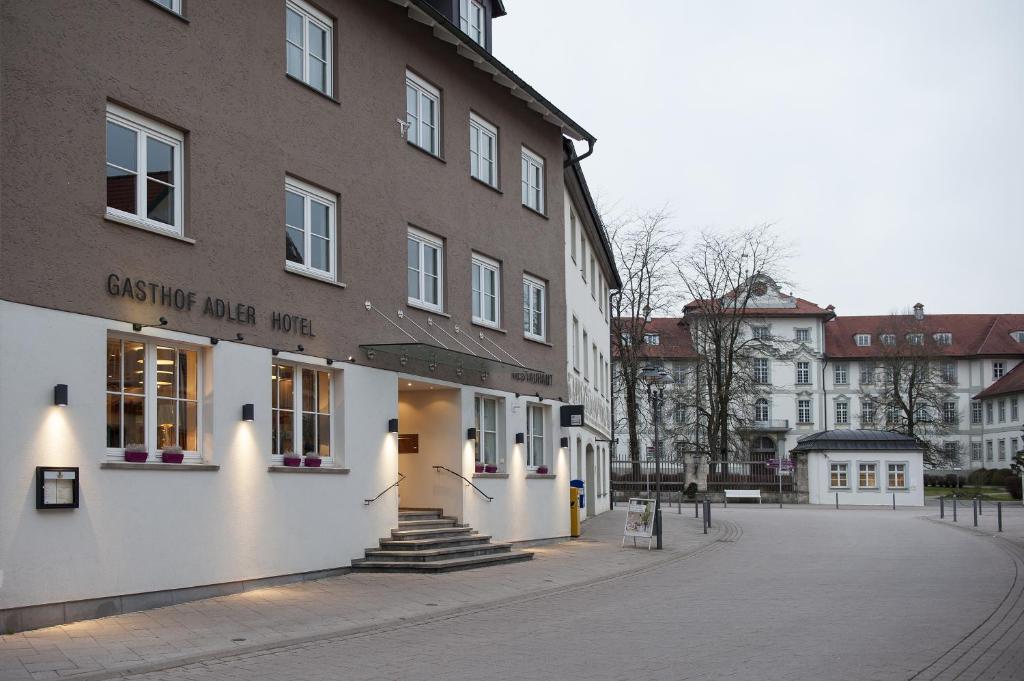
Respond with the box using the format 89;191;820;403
473;473;508;479
285;74;340;105
526;473;556;479
472;320;506;334
101;462;219;471
522;204;549;220
267;466;351;474
144;0;189;22
285;262;346;288
406;301;450;318
470;175;502;195
407;141;445;164
524;335;552;348
105;212;195;244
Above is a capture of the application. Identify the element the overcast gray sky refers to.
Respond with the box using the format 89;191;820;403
495;0;1023;315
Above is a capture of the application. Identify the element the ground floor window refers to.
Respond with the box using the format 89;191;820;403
887;463;907;489
272;363;332;463
858;462;878;489
829;462;849;489
475;395;499;466
526;403;544;468
970;442;982;461
106;337;200;459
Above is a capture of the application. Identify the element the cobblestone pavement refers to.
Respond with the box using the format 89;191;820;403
5;505;1024;681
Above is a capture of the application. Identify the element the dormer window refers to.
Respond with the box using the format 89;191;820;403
880;334;895;346
933;332;952;346
643;333;660;346
1012;331;1024;343
459;0;486;46
907;333;923;345
854;333;871;347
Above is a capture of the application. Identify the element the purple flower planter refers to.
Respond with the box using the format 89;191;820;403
161;452;184;464
303;457;322;467
283;456;301;467
124;450;148;463
475;464;485;474
537;466;549;475
484;464;498;474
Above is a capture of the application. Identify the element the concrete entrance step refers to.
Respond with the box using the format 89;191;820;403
361;542;515;562
398;508;443;521
390;526;472;540
379;534;494;551
397;518;460;529
351;550;533;573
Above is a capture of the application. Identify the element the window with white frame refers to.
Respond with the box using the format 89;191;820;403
582;330;589;380
286;0;333;95
526;403;545;468
985;440;994;461
475;395;499;466
986;401;994;424
406;71;440;156
752;326;770;340
407;228;443;311
993;362;1004;379
521;147;544;212
854;333;871;347
797;398;812;424
830;462;849;489
943;441;959;462
943;401;957;425
998;439;1006;461
858;463;878;489
469;113;497;187
907;333;923;345
998;399;1007;422
152;0;181;13
599;353;606;396
861;399;876;425
285;177;336;278
459;0;486;45
834;363;848;385
796;361;810;385
674;402;686;424
881;334;895;345
934;332;952;346
835;401;849;425
572;316;579;370
590;255;597;298
471;254;500;327
106;104;184;235
970;442;982;461
753;358;769;384
523;275;546;341
754;398;770;422
673;364;687;384
1012;397;1019;421
106;337;200;459
861;363;874;385
796;328;811;342
569;209;578;262
271;363;332;463
971;401;982;425
942;361;957;384
644;333;660;345
887;463;907;489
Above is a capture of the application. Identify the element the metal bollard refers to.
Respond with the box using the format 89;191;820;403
835;492;839;510
892;493;896;511
940;496;944;519
998;502;1003;532
695;498;699;518
706;498;712;528
973;498;978;527
953;496;958;523
978;498;983;516
678;492;682;514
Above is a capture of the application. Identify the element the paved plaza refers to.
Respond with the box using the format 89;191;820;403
3;503;1024;680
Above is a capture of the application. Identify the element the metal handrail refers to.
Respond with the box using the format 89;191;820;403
432;465;493;501
364;473;406;505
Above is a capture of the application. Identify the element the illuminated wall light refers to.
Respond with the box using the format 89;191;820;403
515;432;524;444
53;384;69;407
560;436;569;448
388;418;399;434
466;427;477;441
241;403;255;422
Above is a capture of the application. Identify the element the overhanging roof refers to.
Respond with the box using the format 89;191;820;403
361;342;548;378
791;429;922;453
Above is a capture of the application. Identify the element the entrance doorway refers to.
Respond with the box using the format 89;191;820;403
397;379;463;518
585;444;596;517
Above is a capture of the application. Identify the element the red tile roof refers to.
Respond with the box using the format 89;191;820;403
683;297;834;317
825;314;1024;359
613;317;697;360
974;361;1024;399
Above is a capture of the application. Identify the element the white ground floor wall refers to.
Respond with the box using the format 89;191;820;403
805;451;925;506
0;301;586;614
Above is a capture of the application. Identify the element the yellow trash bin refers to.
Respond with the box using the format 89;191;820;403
569;487;581;537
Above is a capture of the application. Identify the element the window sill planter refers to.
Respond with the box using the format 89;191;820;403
283;456;301;467
124;450;148;463
161;451;184;464
484;464;498;474
304;457;322;468
536;466;549;475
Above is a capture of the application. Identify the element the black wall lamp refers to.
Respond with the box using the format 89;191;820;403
132;317;168;332
515;432;525;444
560;436;569;448
388;418;399;434
241;403;255;421
54;384;69;407
467;427;477;440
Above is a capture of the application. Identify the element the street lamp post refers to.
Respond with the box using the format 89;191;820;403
640;364;674;550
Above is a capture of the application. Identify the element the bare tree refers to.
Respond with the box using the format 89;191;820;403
674;224;791;474
860;312;960;467
608;209;680;470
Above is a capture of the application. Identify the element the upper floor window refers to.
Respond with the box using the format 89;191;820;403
286;0;333;96
569;210;578;262
986;401;993;424
753;358;769;384
580;237;588;281
933;332;952;346
834;363;848;385
998;439;1006;461
971;401;982;425
406;71;440;156
272;363;333;464
754;398;770;422
942;361;957;384
644;333;660;345
572;316;580;370
796;361;811;385
998;399;1006;422
986;440;994;461
797;399;812;424
523;275;546;341
152;0;182;13
835;401;849;425
469;113;497;187
526;403;545;468
590;256;597;298
285;177;336;280
943;401;958;425
861;399;876;424
907;333;923;345
1013;331;1024;343
459;0;486;46
407;227;443;311
795;328;810;342
854;333;871;347
993;362;1004;379
583;329;590;380
1012;397;1019;421
881;334;896;346
471;254;500;327
521;147;544;213
106;104;183;236
861;363;875;385
971;442;982;461
752;326;770;340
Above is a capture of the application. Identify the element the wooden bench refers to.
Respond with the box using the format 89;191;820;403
724;489;762;506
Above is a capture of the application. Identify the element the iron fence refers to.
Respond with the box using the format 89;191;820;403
610;458;793;496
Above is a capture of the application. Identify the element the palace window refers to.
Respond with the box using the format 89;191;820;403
943;401;958;425
985;440;993;461
526;403;545;468
934;332;952;346
471;254;500;327
854;333;871;347
797;399;812;424
971;401;982;425
887;463;907;489
907;333;923;345
942;361;957;384
1012;397;1019;421
271;363;332;464
753;358;769;384
998;399;1006;423
970;442;982;461
835;401;849;425
475;396;499;466
998;439;1006;461
106;338;200;459
572;316;579;370
861;363;874;385
830;462;849;489
106;104;184;235
881;334;896;345
861;399;876;424
644;333;660;345
796;361;810;385
459;0;486;45
285;177;336;279
521;147;545;212
858;463;878;489
796;328;811;342
523;275;546;341
406;71;440;156
752;326;770;340
583;330;590;380
754;398;770;422
407;228;443;311
469;113;498;187
286;0;333;95
834;363;848;385
986;402;993;424
993;362;1004;379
